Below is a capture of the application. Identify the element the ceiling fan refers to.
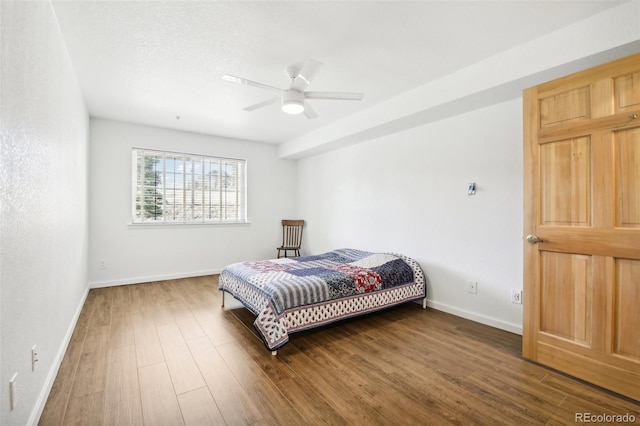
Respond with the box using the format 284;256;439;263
222;59;364;119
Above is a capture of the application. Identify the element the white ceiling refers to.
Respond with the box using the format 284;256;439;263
51;1;624;145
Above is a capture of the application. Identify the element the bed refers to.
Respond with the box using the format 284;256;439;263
219;248;426;354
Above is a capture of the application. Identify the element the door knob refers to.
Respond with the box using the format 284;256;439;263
526;234;544;244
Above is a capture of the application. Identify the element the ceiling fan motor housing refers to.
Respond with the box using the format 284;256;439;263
282;89;305;114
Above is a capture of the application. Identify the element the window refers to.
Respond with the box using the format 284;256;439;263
132;148;247;224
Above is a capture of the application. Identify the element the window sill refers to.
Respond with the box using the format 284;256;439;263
127;221;251;228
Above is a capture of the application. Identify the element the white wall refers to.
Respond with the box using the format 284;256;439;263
88;119;298;287
0;2;90;425
298;99;524;333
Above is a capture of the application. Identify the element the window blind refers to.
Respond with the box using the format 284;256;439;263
132;148;247;224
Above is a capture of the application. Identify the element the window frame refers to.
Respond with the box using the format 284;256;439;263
131;148;248;225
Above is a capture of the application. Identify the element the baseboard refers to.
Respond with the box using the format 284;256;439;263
425;299;523;335
89;268;223;288
28;284;91;426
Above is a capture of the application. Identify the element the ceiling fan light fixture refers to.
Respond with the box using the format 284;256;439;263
282;89;305;114
282;100;304;114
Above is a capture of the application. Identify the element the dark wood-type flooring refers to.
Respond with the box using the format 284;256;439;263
39;275;640;425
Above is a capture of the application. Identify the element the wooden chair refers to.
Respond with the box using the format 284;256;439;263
277;219;304;258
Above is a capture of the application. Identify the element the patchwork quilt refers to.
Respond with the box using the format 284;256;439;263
219;248;426;351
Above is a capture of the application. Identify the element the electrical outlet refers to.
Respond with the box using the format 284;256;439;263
32;345;39;371
99;259;106;270
511;289;523;304
468;281;477;294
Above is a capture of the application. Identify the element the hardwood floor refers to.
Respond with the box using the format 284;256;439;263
39;276;640;425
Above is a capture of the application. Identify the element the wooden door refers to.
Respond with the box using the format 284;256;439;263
523;52;640;401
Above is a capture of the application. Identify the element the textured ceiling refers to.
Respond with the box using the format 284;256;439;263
51;1;624;144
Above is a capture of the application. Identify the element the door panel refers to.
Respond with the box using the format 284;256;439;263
614;258;640;361
615;72;640;111
540;86;590;128
540;137;591;226
615;128;640;228
523;52;640;401
539;252;592;344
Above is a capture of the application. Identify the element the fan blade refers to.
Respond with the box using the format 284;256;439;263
303;102;318;119
305;91;363;101
291;59;323;91
222;74;283;94
243;97;279;111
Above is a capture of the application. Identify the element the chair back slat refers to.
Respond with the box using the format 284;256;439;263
278;220;304;258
